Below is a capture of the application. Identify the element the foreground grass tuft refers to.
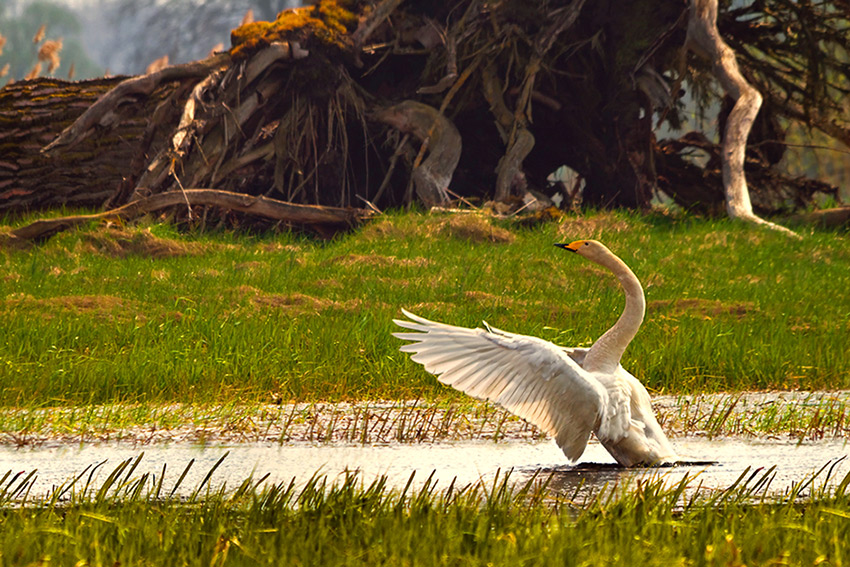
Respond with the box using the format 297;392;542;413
1;459;849;566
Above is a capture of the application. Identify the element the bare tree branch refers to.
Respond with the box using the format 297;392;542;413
7;189;375;242
42;53;232;153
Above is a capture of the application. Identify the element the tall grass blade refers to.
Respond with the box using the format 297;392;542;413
169;458;195;500
191;451;230;500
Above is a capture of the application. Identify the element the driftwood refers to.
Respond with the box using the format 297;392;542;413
8;189;374;242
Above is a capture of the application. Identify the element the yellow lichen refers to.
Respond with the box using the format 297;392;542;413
229;0;359;60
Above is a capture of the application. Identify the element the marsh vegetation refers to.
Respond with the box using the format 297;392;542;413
1;458;849;566
1;210;849;564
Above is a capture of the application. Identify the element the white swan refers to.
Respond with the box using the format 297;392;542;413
392;239;677;467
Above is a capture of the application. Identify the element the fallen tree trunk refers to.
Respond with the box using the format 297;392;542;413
7;189;375;242
0;76;179;212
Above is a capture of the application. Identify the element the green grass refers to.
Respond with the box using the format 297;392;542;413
1;210;848;407
1;458;849;566
1;211;850;565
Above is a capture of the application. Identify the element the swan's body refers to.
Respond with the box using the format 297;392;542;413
392;240;677;467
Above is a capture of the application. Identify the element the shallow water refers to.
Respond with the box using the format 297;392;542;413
1;436;847;502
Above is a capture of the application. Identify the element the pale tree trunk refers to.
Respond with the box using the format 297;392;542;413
686;0;799;238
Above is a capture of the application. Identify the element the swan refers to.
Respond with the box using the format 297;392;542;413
392;239;678;467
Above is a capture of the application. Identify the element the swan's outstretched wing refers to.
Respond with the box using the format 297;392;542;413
393;309;610;462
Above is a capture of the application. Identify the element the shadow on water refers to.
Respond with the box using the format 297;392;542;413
510;459;723;502
0;437;847;503
512;438;849;502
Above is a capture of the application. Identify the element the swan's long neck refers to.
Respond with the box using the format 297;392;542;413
581;251;645;374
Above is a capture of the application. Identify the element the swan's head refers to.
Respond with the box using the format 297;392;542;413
554;239;611;261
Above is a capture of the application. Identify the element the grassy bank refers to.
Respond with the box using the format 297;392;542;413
1;211;848;406
1;461;849;566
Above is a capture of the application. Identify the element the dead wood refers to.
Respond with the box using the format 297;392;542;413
352;0;404;54
1;0;845;230
42;53;232;154
131;41;313;204
372;100;461;208
481;65;533;201
0;76;179;213
482;1;584;202
8;189;375;242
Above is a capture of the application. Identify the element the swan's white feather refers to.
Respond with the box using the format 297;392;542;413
393;309;620;462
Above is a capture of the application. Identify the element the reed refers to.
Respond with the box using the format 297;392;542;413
1;391;848;447
0;456;848;566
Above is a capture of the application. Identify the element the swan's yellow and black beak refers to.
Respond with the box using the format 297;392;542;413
554;240;585;252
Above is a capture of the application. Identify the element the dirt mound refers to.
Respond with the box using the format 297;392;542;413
1;293;138;321
76;227;211;258
649;298;756;318
326;253;431;268
440;214;515;243
237;289;363;314
557;213;631;240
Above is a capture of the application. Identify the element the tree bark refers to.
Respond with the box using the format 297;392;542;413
0;77;178;212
